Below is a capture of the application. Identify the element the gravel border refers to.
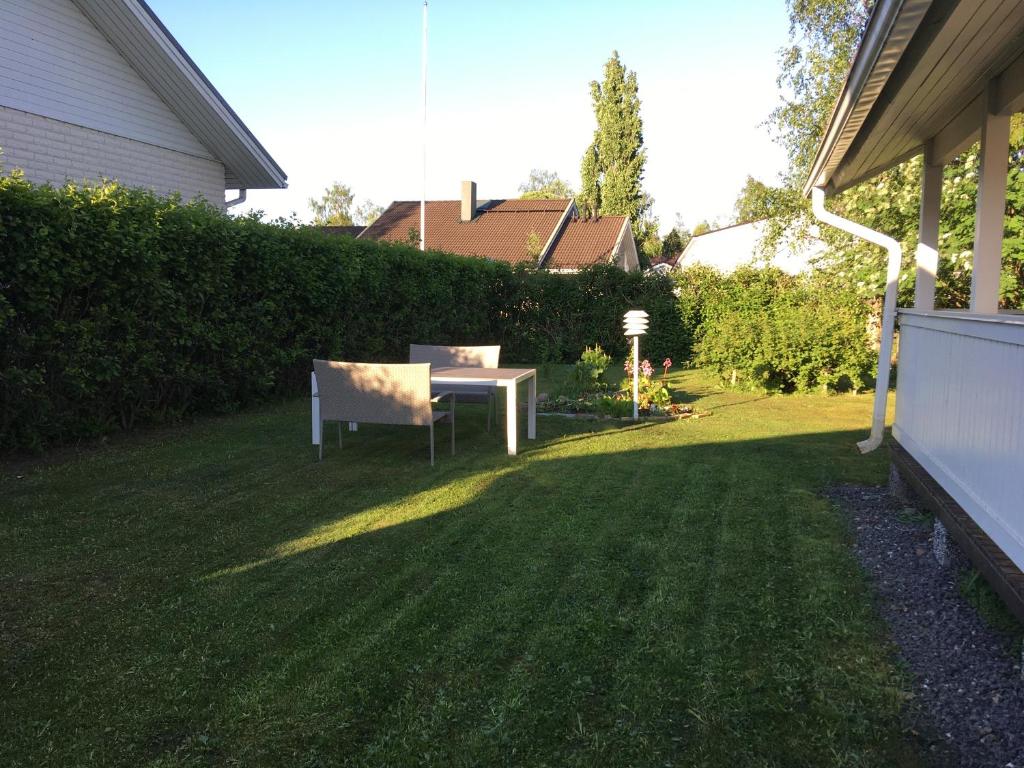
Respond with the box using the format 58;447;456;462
827;484;1024;768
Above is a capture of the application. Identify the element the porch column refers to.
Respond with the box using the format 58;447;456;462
915;143;942;309
971;85;1010;313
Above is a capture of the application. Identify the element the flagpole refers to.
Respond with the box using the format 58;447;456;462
420;0;428;252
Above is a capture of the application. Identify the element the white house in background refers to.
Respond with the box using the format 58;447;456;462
675;219;827;275
0;0;286;206
806;0;1024;620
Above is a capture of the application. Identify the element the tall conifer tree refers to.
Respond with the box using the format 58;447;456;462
578;52;657;261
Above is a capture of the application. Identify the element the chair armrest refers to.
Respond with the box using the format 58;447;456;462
430;391;453;403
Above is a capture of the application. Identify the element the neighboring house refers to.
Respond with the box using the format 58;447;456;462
0;0;286;207
805;0;1024;619
359;181;640;272
320;225;366;238
645;253;679;276
675;219;826;275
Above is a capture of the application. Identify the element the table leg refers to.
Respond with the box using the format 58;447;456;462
527;374;536;439
506;382;518;456
311;372;320;446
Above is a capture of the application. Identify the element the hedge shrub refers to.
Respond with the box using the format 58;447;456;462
0;175;685;450
675;265;876;393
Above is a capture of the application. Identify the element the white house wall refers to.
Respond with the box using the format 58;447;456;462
0;106;225;202
0;0;225;202
678;221;826;275
615;225;640;272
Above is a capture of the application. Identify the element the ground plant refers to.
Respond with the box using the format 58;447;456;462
570;344;613;396
544;347;683;418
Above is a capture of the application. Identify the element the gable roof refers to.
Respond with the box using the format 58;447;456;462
649;253;680;267
361;197;635;270
543;216;629;270
71;0;286;189
360;199;573;264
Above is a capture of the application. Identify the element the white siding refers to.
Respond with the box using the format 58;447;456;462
0;0;213;159
894;309;1024;572
677;221;826;275
0;106;225;203
615;224;640;272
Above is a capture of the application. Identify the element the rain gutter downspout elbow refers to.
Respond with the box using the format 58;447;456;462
810;186;901;454
226;189;247;208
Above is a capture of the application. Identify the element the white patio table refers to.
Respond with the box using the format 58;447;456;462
429;366;537;456
311;365;537;456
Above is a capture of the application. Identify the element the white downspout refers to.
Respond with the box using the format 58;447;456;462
225;189;247;208
810;186;901;454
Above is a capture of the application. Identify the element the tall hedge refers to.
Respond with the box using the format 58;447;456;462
0;176;685;450
675;265;876;393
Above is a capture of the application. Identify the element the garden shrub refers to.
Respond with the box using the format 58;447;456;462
675;265;876;393
570;345;613;396
0;175;687;450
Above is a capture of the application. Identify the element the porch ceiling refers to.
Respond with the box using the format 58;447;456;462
806;0;1024;196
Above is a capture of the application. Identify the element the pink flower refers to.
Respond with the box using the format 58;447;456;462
662;358;672;370
640;359;654;378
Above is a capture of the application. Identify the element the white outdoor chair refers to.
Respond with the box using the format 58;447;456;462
409;344;500;431
312;360;454;465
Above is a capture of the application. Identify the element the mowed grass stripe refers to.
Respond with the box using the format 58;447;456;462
0;369;921;767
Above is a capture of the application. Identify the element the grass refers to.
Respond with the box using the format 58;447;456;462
1;368;926;767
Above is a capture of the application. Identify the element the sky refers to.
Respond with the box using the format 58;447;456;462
148;0;792;234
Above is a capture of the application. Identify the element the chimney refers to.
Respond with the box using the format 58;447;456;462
460;180;477;222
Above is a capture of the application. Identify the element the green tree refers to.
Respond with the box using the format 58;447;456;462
308;182;355;226
768;0;1024;309
732;175;803;225
354;200;383;226
578;51;657;266
692;220;717;237
661;227;690;258
769;0;871;186
525;231;542;261
519;169;574;199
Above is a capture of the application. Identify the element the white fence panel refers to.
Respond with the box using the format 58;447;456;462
894;309;1024;571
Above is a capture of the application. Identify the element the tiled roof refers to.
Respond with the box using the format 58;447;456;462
648;253;679;267
359;199;571;264
544;216;628;270
319;225;365;237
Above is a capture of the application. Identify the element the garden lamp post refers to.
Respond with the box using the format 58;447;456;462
623;309;649;421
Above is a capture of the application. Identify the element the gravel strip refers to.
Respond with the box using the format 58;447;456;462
827;484;1024;768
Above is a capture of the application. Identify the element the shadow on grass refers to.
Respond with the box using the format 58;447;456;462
2;399;928;768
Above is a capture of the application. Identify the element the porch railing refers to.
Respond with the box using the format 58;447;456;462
894;309;1024;572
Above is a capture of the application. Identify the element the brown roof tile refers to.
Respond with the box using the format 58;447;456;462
319;225;366;237
359;199;571;264
544;216;628;269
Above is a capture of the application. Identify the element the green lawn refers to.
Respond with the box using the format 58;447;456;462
1;368;921;767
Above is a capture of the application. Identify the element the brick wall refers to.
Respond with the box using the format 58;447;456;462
0;106;226;205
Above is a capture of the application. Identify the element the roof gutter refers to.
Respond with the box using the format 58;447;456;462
810;187;900;453
802;0;931;196
225;189;247;208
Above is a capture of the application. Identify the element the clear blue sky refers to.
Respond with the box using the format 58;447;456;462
148;0;792;232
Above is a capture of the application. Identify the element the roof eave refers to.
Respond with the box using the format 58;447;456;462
73;0;287;190
802;0;933;197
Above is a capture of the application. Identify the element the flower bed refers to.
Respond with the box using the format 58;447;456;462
539;346;701;419
537;395;697;420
